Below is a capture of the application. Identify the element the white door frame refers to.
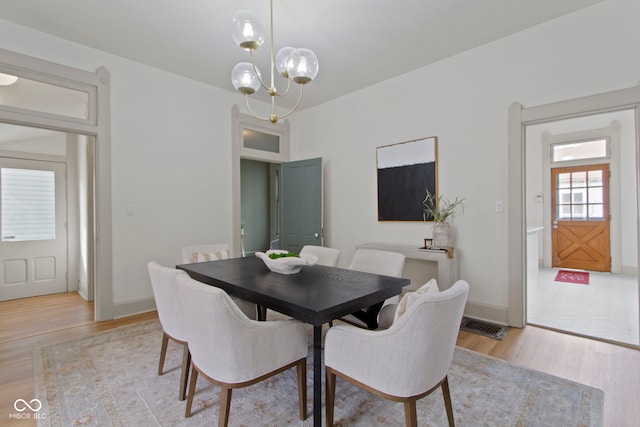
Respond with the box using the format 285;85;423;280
0;48;113;321
541;124;621;273
507;84;640;328
231;106;290;257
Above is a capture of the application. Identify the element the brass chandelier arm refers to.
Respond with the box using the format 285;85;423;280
249;49;270;92
243;94;271;122
243;84;304;124
249;24;291;96
275;84;304;120
274;77;291;97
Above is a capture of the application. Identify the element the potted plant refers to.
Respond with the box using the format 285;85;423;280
422;190;465;248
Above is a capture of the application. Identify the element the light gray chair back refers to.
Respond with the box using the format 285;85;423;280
300;245;340;267
148;261;187;342
348;249;405;277
181;243;230;264
176;274;309;424
324;280;470;426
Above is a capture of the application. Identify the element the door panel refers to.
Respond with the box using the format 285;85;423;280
281;158;322;253
0;158;68;300
551;164;610;272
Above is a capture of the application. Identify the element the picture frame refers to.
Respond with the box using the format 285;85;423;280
376;136;438;221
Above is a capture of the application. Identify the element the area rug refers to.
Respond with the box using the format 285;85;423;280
555;270;590;285
33;320;604;426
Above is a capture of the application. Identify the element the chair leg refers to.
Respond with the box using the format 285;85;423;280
325;368;336;427
403;399;417;427
158;332;169;375
184;365;199;418
179;343;191;401
441;375;455;427
296;358;307;420
218;386;233;427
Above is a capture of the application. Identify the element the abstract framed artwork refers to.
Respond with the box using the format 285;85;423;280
377;136;438;221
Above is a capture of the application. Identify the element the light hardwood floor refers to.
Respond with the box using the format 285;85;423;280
1;292;639;426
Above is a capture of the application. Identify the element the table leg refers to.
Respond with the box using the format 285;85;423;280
313;324;322;427
257;305;267;321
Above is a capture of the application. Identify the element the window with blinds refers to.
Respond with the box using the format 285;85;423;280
1;167;56;241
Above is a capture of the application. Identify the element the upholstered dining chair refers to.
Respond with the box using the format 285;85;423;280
180;243;257;319
338;249;405;329
299;245;341;267
324;280;469;427
181;243;230;264
177;274;309;426
147;261;191;401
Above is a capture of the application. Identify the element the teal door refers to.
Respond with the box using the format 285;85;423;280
281;158;322;253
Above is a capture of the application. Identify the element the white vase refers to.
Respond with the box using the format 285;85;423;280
432;221;451;249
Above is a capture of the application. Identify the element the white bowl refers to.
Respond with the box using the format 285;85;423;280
255;250;318;274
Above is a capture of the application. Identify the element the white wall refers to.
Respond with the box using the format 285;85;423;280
1;0;638;320
291;0;640;319
0;19;252;308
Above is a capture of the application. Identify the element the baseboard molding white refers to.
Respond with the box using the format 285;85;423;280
112;297;156;319
622;265;638;276
464;300;509;326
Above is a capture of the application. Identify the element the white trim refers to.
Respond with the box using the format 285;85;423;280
231;105;290;257
508;84;640;329
463;301;509;326
112;297;156;319
541;124;621;273
0;48;112;321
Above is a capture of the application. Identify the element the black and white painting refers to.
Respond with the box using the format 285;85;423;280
377;136;437;221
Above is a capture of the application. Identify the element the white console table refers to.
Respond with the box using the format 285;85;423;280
356;242;459;291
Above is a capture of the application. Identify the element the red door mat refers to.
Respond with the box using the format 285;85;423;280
554;270;589;285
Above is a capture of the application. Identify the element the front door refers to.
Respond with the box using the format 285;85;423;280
551;163;610;272
281;158;322;253
0;158;68;301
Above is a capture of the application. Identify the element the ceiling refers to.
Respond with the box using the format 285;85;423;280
0;0;602;113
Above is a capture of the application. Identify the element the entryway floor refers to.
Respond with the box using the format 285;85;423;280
528;268;639;346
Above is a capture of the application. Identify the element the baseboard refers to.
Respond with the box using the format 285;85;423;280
464;300;509;326
113;296;514;326
112;297;157;319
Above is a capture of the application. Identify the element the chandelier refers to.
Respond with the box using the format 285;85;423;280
230;0;319;123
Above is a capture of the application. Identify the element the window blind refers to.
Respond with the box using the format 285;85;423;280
1;167;56;241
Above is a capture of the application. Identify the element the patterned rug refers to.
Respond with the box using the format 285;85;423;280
33;320;604;426
555;270;590;285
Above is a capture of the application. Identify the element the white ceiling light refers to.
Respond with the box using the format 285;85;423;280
0;73;18;86
230;0;318;124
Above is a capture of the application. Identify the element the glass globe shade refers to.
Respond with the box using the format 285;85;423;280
231;10;265;50
275;47;295;78
286;48;319;84
231;63;262;95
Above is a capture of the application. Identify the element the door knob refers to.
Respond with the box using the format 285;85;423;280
314;233;319;238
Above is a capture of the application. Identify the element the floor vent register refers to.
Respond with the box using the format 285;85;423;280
460;317;508;340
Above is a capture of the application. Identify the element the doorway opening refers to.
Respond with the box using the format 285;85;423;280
241;159;281;255
0;124;95;303
232;108;324;257
232;106;290;257
0;47;112;320
519;102;639;347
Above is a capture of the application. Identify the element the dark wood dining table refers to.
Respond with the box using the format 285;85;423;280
177;255;409;427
